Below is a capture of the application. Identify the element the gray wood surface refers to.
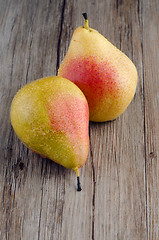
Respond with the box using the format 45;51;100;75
0;0;158;239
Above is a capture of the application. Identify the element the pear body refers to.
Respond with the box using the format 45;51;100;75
58;25;138;122
10;76;89;173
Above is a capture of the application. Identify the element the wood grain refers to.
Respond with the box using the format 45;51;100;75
0;0;158;239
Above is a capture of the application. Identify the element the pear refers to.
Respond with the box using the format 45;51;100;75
58;13;138;122
10;76;89;191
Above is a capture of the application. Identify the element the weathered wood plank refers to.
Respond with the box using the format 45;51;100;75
0;0;66;239
142;1;159;239
90;1;146;239
58;0;146;239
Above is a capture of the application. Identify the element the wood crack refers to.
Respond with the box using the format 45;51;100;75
50;168;59;238
8;15;17;47
25;1;39;84
116;0;119;10
56;0;66;74
2;127;14;208
38;160;47;240
9;40;16;89
140;0;148;239
89;129;96;240
2;127;16;238
59;174;65;236
25;36;33;84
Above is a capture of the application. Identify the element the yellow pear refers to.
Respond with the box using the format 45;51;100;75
10;76;89;191
58;13;138;122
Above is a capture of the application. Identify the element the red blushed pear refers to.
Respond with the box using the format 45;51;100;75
10;76;89;191
58;13;138;122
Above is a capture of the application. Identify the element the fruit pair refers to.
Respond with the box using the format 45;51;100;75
10;14;137;190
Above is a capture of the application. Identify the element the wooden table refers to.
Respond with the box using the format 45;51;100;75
0;0;158;239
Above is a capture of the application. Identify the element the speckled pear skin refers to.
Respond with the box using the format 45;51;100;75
58;18;138;122
10;76;89;174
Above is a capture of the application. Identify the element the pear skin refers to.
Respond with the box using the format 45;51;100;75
10;76;89;190
58;13;138;122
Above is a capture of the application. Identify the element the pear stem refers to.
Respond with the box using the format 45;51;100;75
74;168;82;191
77;176;82;191
82;13;89;30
